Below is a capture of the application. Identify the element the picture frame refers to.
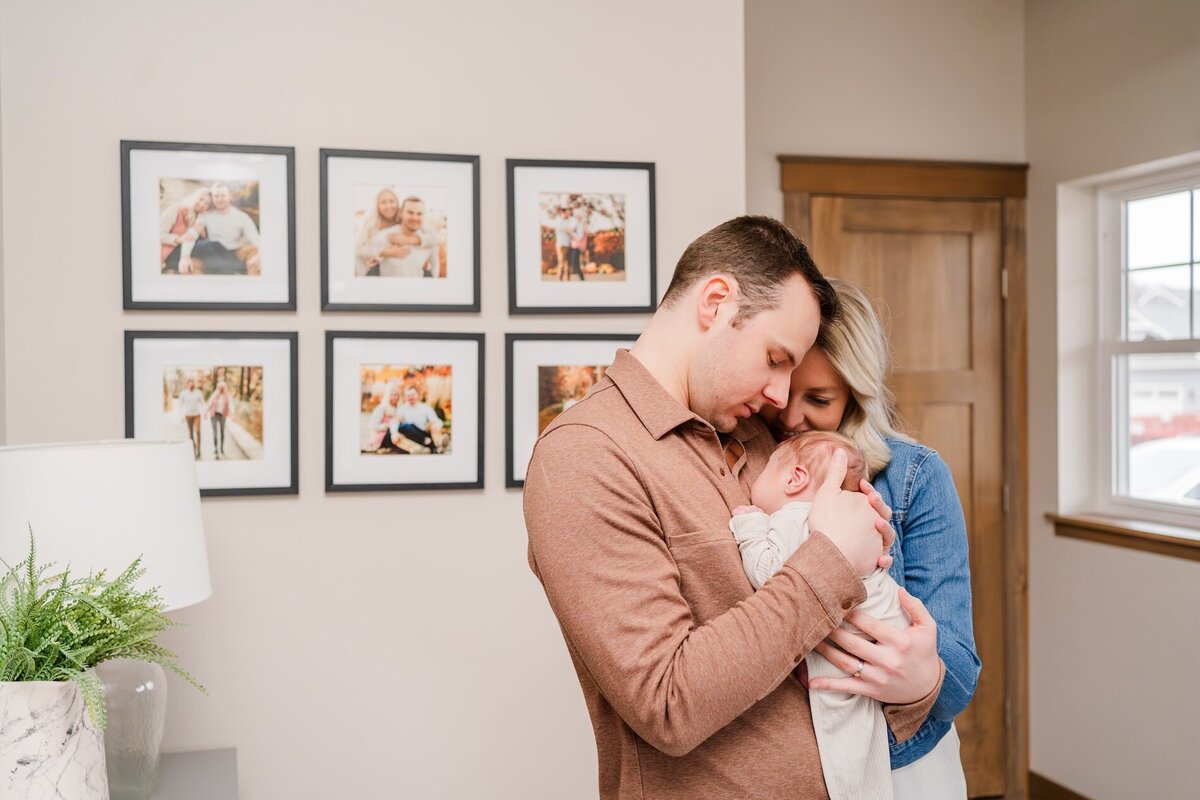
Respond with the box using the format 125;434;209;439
506;159;656;314
121;140;296;310
124;331;299;496
321;149;480;312
326;331;484;492
505;332;638;487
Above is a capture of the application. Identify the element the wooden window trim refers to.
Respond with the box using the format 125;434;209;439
1047;512;1200;562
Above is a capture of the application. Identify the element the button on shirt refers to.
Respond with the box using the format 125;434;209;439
524;350;942;800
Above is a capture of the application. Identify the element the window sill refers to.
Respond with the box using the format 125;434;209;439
1047;513;1200;562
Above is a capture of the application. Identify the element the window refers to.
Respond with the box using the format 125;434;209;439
1100;173;1200;525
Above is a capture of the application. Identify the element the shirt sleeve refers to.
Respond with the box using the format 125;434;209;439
242;211;260;246
525;423;867;757
729;510;808;590
893;450;981;724
160;206;181;245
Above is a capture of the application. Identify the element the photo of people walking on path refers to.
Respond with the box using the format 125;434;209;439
359;364;452;455
159;178;261;275
352;184;448;278
537;364;609;434
538;192;625;282
163;366;264;461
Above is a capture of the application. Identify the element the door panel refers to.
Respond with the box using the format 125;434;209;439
810;196;1007;797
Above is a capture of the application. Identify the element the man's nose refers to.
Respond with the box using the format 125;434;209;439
763;374;790;410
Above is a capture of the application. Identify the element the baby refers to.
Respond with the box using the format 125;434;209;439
729;430;909;800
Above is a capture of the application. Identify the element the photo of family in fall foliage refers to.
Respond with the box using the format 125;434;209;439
123;140;295;310
538;192;625;282
159;178;261;276
163;365;264;461
507;160;655;313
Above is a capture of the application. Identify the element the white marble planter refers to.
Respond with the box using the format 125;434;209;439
0;680;109;799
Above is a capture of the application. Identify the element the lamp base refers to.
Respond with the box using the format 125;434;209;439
96;659;167;800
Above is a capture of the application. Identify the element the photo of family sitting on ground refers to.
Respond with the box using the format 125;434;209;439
359;364;452;455
163;366;264;461
538;192;625;282
537;364;610;434
159;178;261;275
352;185;448;278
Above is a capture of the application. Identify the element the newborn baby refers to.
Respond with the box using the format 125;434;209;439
729;429;910;800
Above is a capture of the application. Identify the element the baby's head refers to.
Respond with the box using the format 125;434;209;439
749;430;868;514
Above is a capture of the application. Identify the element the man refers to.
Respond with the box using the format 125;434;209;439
553;203;573;280
378;196;439;278
177;378;206;459
524;217;943;799
390;386;447;454
179;182;261;275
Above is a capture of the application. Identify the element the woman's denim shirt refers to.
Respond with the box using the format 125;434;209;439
875;438;981;769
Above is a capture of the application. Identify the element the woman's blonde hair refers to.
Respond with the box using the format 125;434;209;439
823;279;910;477
362;188;401;242
182;188;212;226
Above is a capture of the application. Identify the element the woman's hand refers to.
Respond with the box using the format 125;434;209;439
808;587;940;705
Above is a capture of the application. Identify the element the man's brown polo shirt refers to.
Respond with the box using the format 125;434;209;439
525;350;942;800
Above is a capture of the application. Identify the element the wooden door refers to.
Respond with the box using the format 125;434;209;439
809;196;1007;797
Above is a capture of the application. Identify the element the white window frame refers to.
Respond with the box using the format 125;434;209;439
1095;167;1200;528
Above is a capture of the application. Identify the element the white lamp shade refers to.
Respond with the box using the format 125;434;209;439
0;440;211;611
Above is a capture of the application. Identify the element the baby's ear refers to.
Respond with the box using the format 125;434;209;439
784;464;810;495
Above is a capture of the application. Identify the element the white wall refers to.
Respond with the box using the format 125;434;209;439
0;2;746;797
1026;1;1200;797
745;0;1025;217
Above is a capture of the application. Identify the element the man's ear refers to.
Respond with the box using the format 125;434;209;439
783;464;810;496
695;274;739;331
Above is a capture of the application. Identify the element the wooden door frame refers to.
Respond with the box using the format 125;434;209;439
779;155;1030;800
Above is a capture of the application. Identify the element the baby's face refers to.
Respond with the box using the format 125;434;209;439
749;451;818;514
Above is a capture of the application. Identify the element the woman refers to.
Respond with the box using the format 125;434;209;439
206;380;232;459
760;279;980;798
354;188;403;277
160;188;212;272
365;383;403;453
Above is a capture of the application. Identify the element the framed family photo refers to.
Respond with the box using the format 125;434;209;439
505;333;637;487
507;159;656;314
121;141;296;310
321;149;480;312
326;331;484;491
124;331;299;496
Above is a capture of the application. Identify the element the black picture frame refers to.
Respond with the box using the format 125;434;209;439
506;158;657;315
124;330;299;497
121;140;296;311
505;332;638;487
325;331;485;492
320;148;481;312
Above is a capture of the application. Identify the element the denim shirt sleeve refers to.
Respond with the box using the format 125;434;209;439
897;449;981;722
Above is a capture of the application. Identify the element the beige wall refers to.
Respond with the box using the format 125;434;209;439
0;2;746;797
745;0;1025;217
1026;1;1200;797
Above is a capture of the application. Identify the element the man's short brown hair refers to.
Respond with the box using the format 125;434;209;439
660;216;838;333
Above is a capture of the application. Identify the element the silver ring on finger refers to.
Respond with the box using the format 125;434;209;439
851;660;865;679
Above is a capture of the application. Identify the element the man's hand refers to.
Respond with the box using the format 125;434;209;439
808;587;940;705
731;504;763;516
387;231;420;246
808;449;893;575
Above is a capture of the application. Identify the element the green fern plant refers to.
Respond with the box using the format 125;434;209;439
0;528;204;730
